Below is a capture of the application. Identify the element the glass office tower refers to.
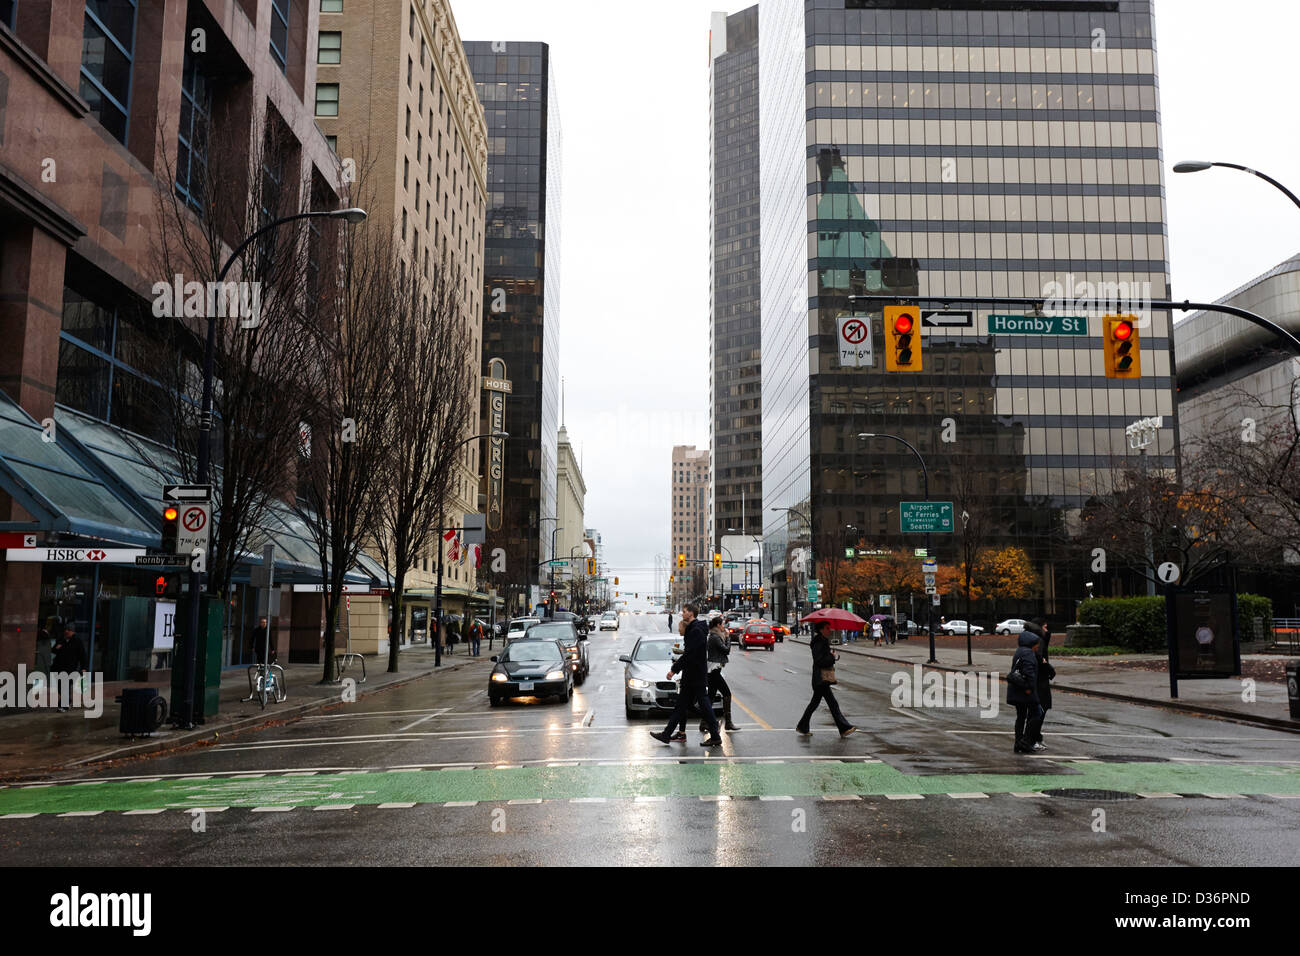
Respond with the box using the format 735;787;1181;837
468;42;562;592
710;7;763;552
759;0;1175;622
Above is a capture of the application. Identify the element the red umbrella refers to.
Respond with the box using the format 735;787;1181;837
800;607;867;628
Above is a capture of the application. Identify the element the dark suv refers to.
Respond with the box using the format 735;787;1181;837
525;621;589;684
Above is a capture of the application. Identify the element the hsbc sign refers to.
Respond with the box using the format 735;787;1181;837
5;548;146;563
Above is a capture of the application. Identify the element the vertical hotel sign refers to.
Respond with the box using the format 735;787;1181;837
483;358;511;531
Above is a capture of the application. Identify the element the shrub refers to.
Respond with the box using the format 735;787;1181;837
1077;597;1166;651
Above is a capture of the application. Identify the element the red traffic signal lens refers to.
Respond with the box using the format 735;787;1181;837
163;506;178;521
893;314;914;335
1112;320;1133;341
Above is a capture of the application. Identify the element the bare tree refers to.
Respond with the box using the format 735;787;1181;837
372;251;475;674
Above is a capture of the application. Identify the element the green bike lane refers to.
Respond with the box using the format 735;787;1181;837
4;757;1300;815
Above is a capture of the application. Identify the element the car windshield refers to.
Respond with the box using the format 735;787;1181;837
528;624;576;643
502;641;562;663
633;641;675;661
602;613;616;619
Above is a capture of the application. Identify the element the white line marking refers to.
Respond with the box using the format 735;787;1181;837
122;808;168;815
1;813;39;818
378;802;417;809
58;811;103;817
1202;793;1245;799
1137;792;1182;799
494;764;522;770
597;685;605;693
885;794;924;800
508;799;543;805
313;804;355;811
759;795;794;801
1009;792;1047;798
699;795;731;802
546;762;579;768
1267;794;1300;799
948;792;988;799
569;797;605;803
396;708;451;733
821;795;862;801
252;806;294;813
444;801;478;807
890;707;932;722
231;774;266;779
190;807;228;812
634;796;665;803
758;760;786;765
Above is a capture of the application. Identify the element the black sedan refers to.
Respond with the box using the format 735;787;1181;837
525;621;589;684
489;638;573;706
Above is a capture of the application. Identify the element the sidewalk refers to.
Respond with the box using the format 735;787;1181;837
0;640;495;780
792;636;1299;733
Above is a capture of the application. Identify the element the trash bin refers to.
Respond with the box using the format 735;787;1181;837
117;687;168;736
1288;662;1300;720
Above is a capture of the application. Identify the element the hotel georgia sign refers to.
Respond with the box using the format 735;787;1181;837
483;358;512;532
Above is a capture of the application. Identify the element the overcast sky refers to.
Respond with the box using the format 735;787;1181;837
453;0;1300;605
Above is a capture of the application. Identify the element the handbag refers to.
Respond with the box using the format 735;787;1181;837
818;667;837;685
1006;661;1029;690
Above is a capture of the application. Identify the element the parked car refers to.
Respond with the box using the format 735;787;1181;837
620;636;724;719
488;638;573;706
741;622;776;651
599;611;620;631
995;619;1028;635
526;620;589;684
939;620;983;635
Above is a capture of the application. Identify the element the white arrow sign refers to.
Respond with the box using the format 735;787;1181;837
921;310;973;330
164;484;212;501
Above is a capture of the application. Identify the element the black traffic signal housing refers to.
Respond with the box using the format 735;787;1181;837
154;574;180;598
162;505;179;552
1104;315;1141;379
884;305;921;372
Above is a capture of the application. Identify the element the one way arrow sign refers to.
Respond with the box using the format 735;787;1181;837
163;484;212;502
921;310;973;330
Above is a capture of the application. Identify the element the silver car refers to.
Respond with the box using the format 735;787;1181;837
619;636;723;720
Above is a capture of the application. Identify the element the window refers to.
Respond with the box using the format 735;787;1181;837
80;0;138;144
320;0;341;10
1;0;15;28
315;83;339;116
175;37;210;214
407;56;412;88
408;4;414;38
318;31;340;64
325;135;337;152
270;0;290;73
403;157;409;189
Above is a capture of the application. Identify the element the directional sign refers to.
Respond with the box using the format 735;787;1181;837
925;586;938;594
921;310;973;330
837;315;873;368
988;314;1087;336
900;502;955;534
548;559;568;568
723;563;738;569
163;484;212;502
0;533;37;548
177;503;211;556
6;547;145;563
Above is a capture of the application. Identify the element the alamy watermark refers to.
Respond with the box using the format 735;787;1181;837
890;664;999;718
152;274;263;329
0;667;104;718
1042;274;1153;329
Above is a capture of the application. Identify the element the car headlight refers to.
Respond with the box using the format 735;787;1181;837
545;670;565;681
491;671;508;682
627;678;650;689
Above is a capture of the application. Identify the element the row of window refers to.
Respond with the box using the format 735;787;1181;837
812;82;1157;111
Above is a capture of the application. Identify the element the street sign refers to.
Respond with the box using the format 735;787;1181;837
931;593;941;605
136;555;190;567
914;548;928;558
176;503;210;556
163;483;212;502
900;501;955;533
988;314;1087;336
249;543;275;589
0;533;37;548
291;584;372;593
462;512;486;547
879;594;892;608
548;559;567;568
922;559;937;572
925;586;937;594
723;563;738;569
920;310;973;330
5;547;145;563
924;573;936;587
836;315;873;368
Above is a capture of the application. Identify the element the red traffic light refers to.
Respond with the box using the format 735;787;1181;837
893;313;914;335
163;506;178;521
155;575;167;595
1112;320;1133;341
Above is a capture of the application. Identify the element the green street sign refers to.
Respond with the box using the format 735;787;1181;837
723;563;738;569
807;580;820;601
988;314;1087;336
900;501;955;533
548;560;567;567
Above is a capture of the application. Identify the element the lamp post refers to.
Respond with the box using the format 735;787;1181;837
174;206;367;728
859;432;937;664
430;431;507;667
1173;160;1300;214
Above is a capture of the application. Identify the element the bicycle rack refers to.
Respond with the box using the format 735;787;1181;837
243;663;288;703
334;653;366;683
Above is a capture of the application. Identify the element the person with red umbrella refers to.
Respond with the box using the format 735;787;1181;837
795;611;859;738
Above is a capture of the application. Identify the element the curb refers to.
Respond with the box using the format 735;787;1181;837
790;638;1300;735
0;658;480;782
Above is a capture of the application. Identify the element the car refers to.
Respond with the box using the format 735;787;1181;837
740;622;776;651
599;611;620;631
619;636;725;719
550;609;589;637
754;618;788;642
488;638;573;706
726;617;745;645
525;620;589;684
940;620;983;635
995;619;1028;635
506;617;541;643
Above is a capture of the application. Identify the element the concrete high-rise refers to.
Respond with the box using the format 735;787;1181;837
710;7;763;554
759;0;1174;623
670;446;711;607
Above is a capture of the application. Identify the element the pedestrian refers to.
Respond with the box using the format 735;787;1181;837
469;619;482;656
871;619;884;646
251;616;276;665
883;616;896;645
795;622;856;738
445;618;456;656
1027;617;1054;750
698;616;738;733
651;603;723;747
667;611;674;632
50;622;87;712
1007;629;1044;754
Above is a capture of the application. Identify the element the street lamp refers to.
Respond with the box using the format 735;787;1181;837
174;206;367;728
1173;160;1300;214
858;432;938;664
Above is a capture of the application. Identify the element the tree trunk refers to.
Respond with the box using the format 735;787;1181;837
388;565;407;673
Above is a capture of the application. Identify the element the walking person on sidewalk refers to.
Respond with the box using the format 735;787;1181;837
50;622;87;712
651;603;723;747
698;616;738;733
796;622;856;738
1007;629;1043;754
469;619;482;656
1026;617;1054;750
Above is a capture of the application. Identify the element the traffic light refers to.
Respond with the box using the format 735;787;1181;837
155;574;180;598
1104;314;1141;379
162;505;179;552
614;576;619;586
713;552;721;570
677;554;686;569
884;305;921;372
586;557;596;575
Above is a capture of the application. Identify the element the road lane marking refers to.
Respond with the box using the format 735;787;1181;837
821;795;861;801
759;795;793;801
889;707;932;722
508;799;543;805
445;801;478;807
947;792;989;799
570;797;605;803
122;808;167;815
731;695;772;730
885;794;924;800
378;802;417;808
57;811;103;816
252;806;294;813
396;708;451;733
1137;792;1181;798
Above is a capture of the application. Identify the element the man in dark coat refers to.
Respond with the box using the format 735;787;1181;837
1007;630;1043;754
51;622;87;712
651;603;722;746
698;617;737;732
1025;618;1055;750
796;622;856;737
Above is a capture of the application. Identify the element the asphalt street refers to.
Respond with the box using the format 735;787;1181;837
2;613;1297;865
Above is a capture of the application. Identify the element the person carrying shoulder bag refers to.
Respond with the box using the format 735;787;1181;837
795;622;856;738
1006;630;1043;754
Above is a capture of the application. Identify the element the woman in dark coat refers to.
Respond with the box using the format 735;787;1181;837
1007;630;1042;754
1027;618;1055;749
796;622;856;737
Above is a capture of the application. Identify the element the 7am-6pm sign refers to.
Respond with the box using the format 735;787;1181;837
899;502;955;533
